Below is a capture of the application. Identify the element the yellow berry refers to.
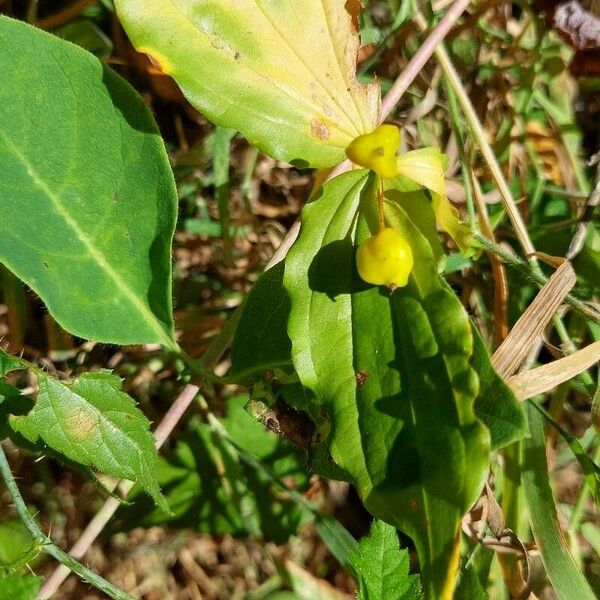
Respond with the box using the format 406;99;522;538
345;124;401;179
356;228;413;288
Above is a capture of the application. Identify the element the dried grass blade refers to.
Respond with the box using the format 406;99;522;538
507;341;600;401
492;261;576;378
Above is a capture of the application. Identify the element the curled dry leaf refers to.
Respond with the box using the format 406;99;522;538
507;341;600;401
492;260;576;378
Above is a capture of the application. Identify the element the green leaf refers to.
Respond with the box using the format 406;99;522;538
0;518;37;567
54;18;113;57
314;515;358;571
529;400;600;506
230;262;293;382
389;148;472;254
471;324;526;449
351;520;421;600
0;16;176;346
22;370;166;510
114;0;380;168
0;349;21;377
521;401;596;600
283;170;490;600
115;396;309;543
0;572;41;600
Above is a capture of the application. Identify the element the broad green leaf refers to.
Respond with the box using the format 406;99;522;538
521;401;596;600
17;370;167;510
471;325;526;449
115;396;309;543
351;519;421;600
230;262;293;382
0;17;176;347
284;170;490;600
114;0;380;168
0;572;42;600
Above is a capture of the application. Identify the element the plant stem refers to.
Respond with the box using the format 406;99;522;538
474;234;600;325
380;0;471;120
0;444;135;600
569;442;600;536
415;17;536;256
444;80;477;234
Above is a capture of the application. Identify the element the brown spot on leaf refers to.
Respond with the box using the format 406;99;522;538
355;370;368;387
310;118;330;140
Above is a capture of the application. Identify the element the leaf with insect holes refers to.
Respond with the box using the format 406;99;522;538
351;520;422;600
21;370;167;511
0;17;177;346
114;0;380;168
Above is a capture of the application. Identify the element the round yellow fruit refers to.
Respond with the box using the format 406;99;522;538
356;228;414;288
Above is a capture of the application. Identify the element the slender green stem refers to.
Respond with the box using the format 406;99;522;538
569;443;600;535
444;77;477;234
474;234;600;325
0;444;135;600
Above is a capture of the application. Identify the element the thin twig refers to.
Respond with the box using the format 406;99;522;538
566;162;600;260
37;0;95;30
474;234;600;324
414;17;536;256
471;173;509;344
0;444;135;600
380;0;471;120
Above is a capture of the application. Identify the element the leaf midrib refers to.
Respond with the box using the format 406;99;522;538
0;129;174;348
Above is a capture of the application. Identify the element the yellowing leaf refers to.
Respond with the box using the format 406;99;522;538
394;147;447;196
433;193;473;254
115;0;380;168
389;147;472;254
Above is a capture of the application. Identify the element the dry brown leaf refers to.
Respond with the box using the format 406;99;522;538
507;341;600;400
492;260;576;378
